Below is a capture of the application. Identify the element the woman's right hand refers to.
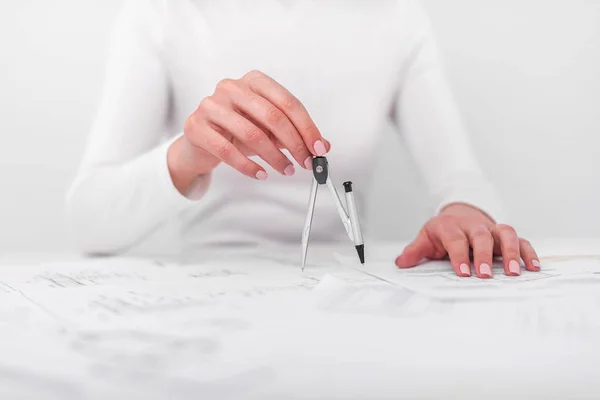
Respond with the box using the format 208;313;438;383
168;70;330;194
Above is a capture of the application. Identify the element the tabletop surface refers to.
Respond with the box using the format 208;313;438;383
1;238;600;399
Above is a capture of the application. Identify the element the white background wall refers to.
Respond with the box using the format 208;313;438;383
0;0;599;254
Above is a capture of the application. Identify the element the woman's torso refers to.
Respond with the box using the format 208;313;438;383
154;0;422;250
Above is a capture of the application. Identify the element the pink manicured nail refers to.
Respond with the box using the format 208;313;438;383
256;171;268;180
313;140;326;156
284;164;295;176
509;260;520;275
479;263;492;278
459;263;471;276
532;259;541;270
304;156;313;170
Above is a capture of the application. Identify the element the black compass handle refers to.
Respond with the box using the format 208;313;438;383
312;156;328;184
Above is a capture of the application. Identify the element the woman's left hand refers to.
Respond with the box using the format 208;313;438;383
394;203;541;278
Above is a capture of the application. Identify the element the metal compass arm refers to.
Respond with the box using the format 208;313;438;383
301;156;365;270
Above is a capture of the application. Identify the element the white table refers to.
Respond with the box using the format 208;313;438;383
1;239;600;399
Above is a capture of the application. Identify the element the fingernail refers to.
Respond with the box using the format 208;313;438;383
509;260;520;275
313;140;326;156
304;156;313;170
532;259;541;270
256;171;268;180
479;263;492;278
459;263;471;276
284;164;295;176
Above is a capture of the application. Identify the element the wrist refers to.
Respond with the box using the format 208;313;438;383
439;202;495;224
167;135;218;195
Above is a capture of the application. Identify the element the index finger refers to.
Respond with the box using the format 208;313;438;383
243;70;328;156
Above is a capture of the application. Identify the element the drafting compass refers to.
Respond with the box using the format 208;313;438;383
301;156;364;270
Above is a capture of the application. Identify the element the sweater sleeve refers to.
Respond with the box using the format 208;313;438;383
65;0;209;255
390;0;507;224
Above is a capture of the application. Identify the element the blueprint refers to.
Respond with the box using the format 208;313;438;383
1;244;600;399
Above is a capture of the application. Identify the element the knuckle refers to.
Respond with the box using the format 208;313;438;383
496;224;516;236
215;78;236;92
183;115;197;136
216;143;233;160
291;140;307;155
274;155;290;169
241;161;256;175
302;123;319;138
243;126;263;143
436;214;459;227
198;96;216;112
282;95;300;111
520;238;532;247
472;227;492;242
474;233;493;247
266;107;284;125
450;237;469;248
476;249;493;258
244;69;264;82
505;243;520;253
504;242;520;254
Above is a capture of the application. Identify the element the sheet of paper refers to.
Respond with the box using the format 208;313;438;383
331;251;600;300
2;247;600;399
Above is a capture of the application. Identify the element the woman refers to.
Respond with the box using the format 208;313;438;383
66;0;541;278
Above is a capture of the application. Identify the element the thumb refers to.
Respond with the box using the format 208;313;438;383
395;231;434;268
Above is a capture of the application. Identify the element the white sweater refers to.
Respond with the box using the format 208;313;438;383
66;0;505;256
